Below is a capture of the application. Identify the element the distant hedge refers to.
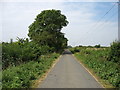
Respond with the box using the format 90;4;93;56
94;44;101;48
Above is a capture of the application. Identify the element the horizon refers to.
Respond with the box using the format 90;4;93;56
1;0;119;46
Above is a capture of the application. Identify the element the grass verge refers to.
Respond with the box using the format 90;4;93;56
71;48;120;88
32;55;61;88
2;53;59;88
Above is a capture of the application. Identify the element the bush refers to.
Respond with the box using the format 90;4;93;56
94;44;101;48
74;48;80;53
74;47;120;88
2;53;59;88
69;47;80;54
108;41;120;64
2;39;52;69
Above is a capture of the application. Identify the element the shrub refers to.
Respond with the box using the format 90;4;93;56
2;53;59;88
74;47;120;88
69;47;80;54
94;44;101;48
108;41;120;64
2;39;52;69
74;48;80;53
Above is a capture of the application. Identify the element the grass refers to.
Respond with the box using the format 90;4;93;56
70;47;120;88
2;53;59;88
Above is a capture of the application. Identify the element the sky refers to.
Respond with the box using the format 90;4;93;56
0;0;119;46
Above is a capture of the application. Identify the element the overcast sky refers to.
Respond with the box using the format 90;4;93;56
0;0;119;46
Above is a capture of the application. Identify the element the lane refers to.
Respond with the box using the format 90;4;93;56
39;50;103;88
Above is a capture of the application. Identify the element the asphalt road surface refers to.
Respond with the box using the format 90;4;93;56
39;50;103;88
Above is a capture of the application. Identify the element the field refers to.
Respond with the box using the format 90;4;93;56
69;45;120;88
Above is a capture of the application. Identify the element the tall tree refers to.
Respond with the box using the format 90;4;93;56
28;9;69;52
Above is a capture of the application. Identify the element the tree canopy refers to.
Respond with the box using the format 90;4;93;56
28;9;69;52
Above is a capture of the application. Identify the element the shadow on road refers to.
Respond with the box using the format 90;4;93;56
62;50;72;55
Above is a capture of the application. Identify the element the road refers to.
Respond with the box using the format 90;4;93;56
39;50;103;88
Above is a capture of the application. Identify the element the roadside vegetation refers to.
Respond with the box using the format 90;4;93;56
2;9;69;88
2;53;59;88
2;38;52;70
69;42;120;88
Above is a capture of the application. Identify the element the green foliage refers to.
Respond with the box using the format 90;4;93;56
70;47;120;88
108;41;120;64
2;53;59;88
2;9;68;88
2;38;60;88
28;9;69;52
2;38;53;69
69;47;80;54
67;45;72;48
94;44;101;48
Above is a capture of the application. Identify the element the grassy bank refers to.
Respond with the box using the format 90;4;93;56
70;47;120;88
2;53;59;88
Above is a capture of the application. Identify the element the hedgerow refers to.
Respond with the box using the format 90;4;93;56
2;53;59;88
2;38;60;88
2;38;53;69
108;41;120;64
2;9;68;88
70;46;120;88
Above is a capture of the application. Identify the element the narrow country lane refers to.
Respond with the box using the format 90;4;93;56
39;50;103;88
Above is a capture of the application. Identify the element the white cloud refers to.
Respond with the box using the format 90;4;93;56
1;2;118;46
61;2;118;46
2;2;64;42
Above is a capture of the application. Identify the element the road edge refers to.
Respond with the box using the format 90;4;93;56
32;55;62;88
72;54;105;88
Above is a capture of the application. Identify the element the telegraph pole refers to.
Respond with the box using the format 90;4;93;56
118;0;120;41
